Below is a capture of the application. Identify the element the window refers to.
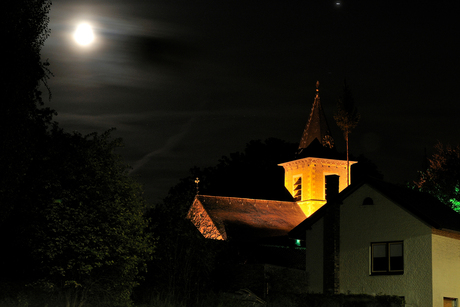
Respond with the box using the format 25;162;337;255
362;197;374;205
371;241;403;275
444;298;458;307
294;176;302;201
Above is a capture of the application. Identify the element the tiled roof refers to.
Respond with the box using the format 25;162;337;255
191;195;306;241
290;178;460;239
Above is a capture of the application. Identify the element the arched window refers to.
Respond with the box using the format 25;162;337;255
363;197;374;205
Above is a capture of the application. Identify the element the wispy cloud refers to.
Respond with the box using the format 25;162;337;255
129;116;197;173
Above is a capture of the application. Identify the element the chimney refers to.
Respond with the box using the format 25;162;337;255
325;175;340;201
323;174;340;294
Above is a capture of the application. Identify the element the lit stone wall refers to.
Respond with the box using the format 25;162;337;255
305;217;324;293
187;201;225;240
431;230;460;307
340;184;433;306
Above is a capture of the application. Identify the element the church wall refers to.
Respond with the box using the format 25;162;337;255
281;158;353;217
186;200;225;240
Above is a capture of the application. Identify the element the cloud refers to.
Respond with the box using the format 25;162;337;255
129;116;197;173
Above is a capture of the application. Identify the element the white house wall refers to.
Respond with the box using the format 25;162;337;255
339;184;433;307
431;231;460;307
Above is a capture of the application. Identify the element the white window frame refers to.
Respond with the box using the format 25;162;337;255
370;241;404;275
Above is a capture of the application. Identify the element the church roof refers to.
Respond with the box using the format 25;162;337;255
297;81;335;155
289;178;460;239
294;138;344;161
187;195;306;241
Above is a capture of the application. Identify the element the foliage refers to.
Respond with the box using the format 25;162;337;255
292;293;405;307
1;129;154;306
3;0;52;109
194;138;298;200
142;183;224;305
414;142;460;212
334;81;360;138
1;0;55;292
1;1;154;306
334;81;360;186
41;130;154;306
1;0;55;225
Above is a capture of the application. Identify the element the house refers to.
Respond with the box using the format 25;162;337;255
289;178;460;307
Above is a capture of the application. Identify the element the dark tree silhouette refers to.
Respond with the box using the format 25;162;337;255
1;3;154;305
1;0;55;224
334;81;360;186
195;138;298;201
1;129;154;306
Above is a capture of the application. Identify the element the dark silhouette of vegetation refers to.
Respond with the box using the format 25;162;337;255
1;0;55;226
1;128;154;306
141;204;224;305
193;138;298;201
334;81;360;186
414;142;460;212
1;2;154;306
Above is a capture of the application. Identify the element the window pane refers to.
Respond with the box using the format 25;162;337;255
389;243;403;271
372;244;387;272
390;256;403;271
373;244;386;257
373;257;387;271
390;243;402;257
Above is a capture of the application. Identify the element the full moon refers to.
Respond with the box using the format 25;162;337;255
73;23;94;46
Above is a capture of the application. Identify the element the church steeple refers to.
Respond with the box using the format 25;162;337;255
279;81;356;217
298;81;334;153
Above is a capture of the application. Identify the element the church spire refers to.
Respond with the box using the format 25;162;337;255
297;81;334;152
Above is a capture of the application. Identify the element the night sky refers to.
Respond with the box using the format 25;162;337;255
41;1;460;203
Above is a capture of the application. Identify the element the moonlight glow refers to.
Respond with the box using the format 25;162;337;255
73;23;95;46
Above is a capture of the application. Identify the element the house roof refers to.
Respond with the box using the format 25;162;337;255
190;195;306;241
289;178;460;239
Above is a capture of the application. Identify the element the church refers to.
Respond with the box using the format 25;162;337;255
186;82;355;242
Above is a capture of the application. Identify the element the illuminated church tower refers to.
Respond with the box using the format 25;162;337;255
279;82;356;217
